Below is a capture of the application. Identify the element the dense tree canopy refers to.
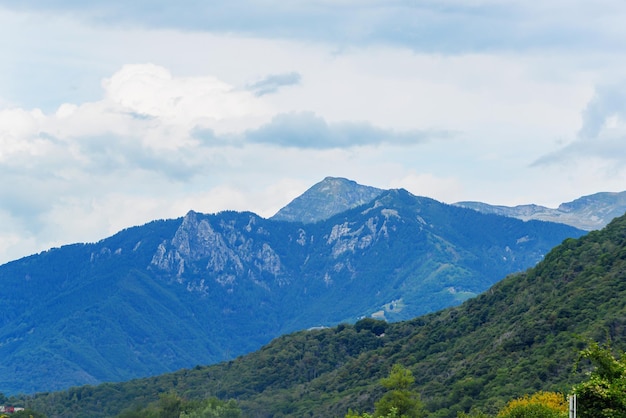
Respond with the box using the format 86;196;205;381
573;341;626;418
115;393;241;418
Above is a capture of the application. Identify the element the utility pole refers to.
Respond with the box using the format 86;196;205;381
569;394;577;418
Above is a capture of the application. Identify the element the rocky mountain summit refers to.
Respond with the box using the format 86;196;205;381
455;190;626;230
271;176;383;223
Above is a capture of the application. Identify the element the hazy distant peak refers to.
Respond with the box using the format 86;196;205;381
557;191;626;212
455;190;626;230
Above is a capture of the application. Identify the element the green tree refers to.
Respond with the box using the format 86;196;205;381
573;341;626;418
347;364;426;418
457;411;490;418
347;407;401;418
12;409;48;418
116;394;241;418
158;392;182;418
180;398;241;418
355;318;388;336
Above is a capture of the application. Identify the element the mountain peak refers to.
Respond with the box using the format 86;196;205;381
270;177;383;223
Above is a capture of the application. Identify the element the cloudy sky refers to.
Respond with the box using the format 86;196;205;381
1;1;625;264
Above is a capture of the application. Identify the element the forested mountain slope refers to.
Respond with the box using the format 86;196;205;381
18;212;626;417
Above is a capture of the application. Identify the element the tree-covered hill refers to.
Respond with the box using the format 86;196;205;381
16;211;626;417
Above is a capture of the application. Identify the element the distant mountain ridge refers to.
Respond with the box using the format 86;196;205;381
271;177;626;231
0;186;583;395
271;176;382;223
455;190;626;230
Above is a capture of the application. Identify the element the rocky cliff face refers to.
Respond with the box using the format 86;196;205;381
150;211;286;291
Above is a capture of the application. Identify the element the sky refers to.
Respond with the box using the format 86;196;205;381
1;1;626;264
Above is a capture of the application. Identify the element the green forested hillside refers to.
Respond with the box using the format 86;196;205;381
13;212;626;417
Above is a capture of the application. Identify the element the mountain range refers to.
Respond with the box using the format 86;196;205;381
16;200;626;418
272;177;626;231
455;190;626;231
0;179;586;395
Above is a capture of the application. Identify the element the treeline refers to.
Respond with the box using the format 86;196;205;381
115;394;241;418
350;342;626;418
11;341;626;418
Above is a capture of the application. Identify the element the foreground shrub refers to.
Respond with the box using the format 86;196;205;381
496;391;567;418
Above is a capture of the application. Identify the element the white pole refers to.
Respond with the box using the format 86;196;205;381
569;394;577;418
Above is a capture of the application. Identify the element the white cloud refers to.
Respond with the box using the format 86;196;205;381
0;63;274;171
533;81;626;168
103;64;271;136
0;108;47;159
578;82;626;140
